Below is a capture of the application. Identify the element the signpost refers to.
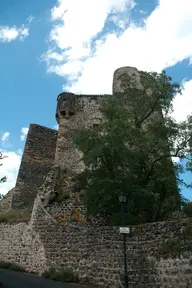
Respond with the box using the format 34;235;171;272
119;227;130;234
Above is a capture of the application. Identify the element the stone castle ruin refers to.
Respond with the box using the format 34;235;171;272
0;67;192;288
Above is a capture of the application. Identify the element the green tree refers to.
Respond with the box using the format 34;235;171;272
73;71;192;223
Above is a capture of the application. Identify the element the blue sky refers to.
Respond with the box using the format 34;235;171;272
0;0;192;201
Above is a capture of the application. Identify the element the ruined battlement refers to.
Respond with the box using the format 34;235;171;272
12;124;58;210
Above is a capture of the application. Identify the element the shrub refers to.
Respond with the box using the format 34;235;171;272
108;212;139;226
0;209;31;224
79;190;86;199
41;266;79;283
0;261;26;272
0;281;3;287
160;237;181;257
183;220;192;241
183;202;192;217
55;188;70;202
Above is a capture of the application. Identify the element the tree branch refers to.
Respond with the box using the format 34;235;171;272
137;93;160;126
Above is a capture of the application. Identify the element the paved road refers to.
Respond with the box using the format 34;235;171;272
0;269;92;288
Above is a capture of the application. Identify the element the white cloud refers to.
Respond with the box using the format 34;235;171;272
170;78;192;163
42;0;135;80
0;25;29;42
172;79;192;122
0;127;27;195
20;127;29;141
0;150;21;195
139;10;147;14
43;0;192;98
1;132;10;143
52;124;59;130
27;16;34;24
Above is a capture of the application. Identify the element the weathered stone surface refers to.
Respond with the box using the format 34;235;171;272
0;188;14;211
0;211;192;288
11;124;58;210
0;222;47;274
54;96;103;173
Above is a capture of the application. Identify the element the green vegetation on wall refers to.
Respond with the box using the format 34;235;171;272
73;70;192;223
41;266;79;283
160;219;192;258
0;209;31;223
0;261;26;272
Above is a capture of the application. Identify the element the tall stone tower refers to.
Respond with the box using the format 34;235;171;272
112;66;180;216
54;92;103;176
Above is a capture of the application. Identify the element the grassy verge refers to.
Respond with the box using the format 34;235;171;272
0;261;26;272
41;266;79;283
0;209;31;224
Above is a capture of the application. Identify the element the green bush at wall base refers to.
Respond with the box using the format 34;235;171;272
41;266;79;283
160;238;181;257
0;261;26;272
0;209;31;223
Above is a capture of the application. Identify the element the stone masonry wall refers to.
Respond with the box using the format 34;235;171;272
1;192;191;288
0;188;14;212
0;222;47;274
31;203;192;288
11;124;58;210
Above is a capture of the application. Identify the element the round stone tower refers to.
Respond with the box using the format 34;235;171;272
112;66;155;95
56;92;76;123
54;92;77;171
112;66;179;209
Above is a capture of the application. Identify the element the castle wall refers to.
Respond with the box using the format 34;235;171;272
12;124;58;210
0;188;14;211
0;222;47;274
32;204;192;288
0;206;191;288
0;66;188;288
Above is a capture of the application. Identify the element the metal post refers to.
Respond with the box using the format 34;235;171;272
121;203;128;288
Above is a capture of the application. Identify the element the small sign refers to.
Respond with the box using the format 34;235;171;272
119;227;130;234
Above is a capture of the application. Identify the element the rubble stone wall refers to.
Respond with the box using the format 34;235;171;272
1;201;191;288
0;222;47;274
0;189;14;212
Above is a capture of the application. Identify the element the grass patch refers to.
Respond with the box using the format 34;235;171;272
41;266;79;283
0;261;26;272
0;209;31;224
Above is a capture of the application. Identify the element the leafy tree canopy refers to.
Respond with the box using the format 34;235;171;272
73;71;192;224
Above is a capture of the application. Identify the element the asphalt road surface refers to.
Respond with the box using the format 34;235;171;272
0;269;93;288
